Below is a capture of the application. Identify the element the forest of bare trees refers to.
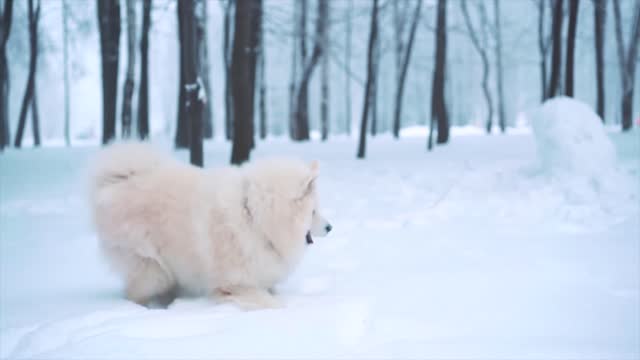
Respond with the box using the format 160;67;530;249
0;0;638;163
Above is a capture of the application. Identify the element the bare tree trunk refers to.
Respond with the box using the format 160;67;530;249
247;0;261;149
199;0;213;139
345;0;352;136
537;0;551;102
97;0;120;145
62;0;70;145
392;0;405;138
230;0;260;164
121;0;136;139
289;0;298;139
393;0;405;95
31;86;40;145
369;32;379;137
223;0;234;140
258;8;267;140
293;0;326;141
178;0;204;166
176;1;189;148
428;0;449;150
356;0;378;159
613;0;640;131
14;0;40;148
392;0;422;139
593;0;606;120
0;0;12;150
461;0;493;134
494;0;505;132
293;0;311;141
547;0;563;99
564;0;579;97
138;0;151;139
320;1;329;141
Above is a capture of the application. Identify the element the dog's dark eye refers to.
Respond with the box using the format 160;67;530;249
312;210;316;215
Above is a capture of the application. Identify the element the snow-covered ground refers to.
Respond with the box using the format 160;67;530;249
1;128;639;358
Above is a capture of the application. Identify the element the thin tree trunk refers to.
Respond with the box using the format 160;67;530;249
613;0;640;131
393;0;404;93
391;0;405;138
138;0;151;139
97;0;120;145
247;0;261;149
593;0;606;121
294;0;310;141
223;0;234;140
175;1;189;148
289;0;298;139
461;0;493;134
493;0;505;132
199;0;213;139
369;32;379;137
547;0;563;99
230;0;260;164
345;0;352;136
293;0;326;141
428;0;449;150
392;0;422;139
178;0;204;166
121;0;136;139
320;1;329;141
258;8;267;140
564;0;579;97
537;0;550;101
14;0;40;148
356;0;378;159
0;0;13;150
62;0;70;145
31;86;40;145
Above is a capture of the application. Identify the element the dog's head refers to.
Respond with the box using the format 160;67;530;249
244;158;332;248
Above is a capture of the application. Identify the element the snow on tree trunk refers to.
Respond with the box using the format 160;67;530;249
198;0;213;140
179;0;204;166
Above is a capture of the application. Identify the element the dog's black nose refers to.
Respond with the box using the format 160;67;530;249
325;224;332;233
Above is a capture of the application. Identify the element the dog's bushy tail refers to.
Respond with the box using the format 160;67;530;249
89;142;165;203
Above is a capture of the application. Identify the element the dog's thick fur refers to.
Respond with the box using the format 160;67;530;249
89;143;330;309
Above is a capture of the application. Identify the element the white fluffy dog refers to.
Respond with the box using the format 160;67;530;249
88;143;331;309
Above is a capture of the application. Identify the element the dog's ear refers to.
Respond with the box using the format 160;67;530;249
309;160;319;177
301;161;319;198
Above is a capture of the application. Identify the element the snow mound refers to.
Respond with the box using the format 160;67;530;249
530;97;616;176
529;97;636;226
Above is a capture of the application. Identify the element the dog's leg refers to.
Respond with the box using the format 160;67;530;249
124;256;175;307
214;286;283;310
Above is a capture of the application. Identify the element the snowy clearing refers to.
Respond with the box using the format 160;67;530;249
1;131;639;359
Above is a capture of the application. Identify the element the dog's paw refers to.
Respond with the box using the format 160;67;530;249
214;287;284;311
